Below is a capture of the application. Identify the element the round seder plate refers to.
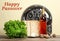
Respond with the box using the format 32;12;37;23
21;5;52;36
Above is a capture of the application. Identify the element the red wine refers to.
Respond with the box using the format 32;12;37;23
39;8;47;34
39;15;47;34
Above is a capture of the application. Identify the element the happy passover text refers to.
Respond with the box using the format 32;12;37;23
2;2;22;10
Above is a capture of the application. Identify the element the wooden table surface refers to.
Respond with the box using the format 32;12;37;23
0;35;60;41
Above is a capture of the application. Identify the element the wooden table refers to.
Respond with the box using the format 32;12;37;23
0;35;60;41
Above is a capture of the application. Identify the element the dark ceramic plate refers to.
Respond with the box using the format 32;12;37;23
21;5;52;36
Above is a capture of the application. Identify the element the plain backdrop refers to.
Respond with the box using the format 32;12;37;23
0;0;60;35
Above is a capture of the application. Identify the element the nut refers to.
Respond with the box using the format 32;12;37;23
52;34;56;38
43;35;50;39
39;34;44;38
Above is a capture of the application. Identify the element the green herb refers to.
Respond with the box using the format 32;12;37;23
4;20;27;38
